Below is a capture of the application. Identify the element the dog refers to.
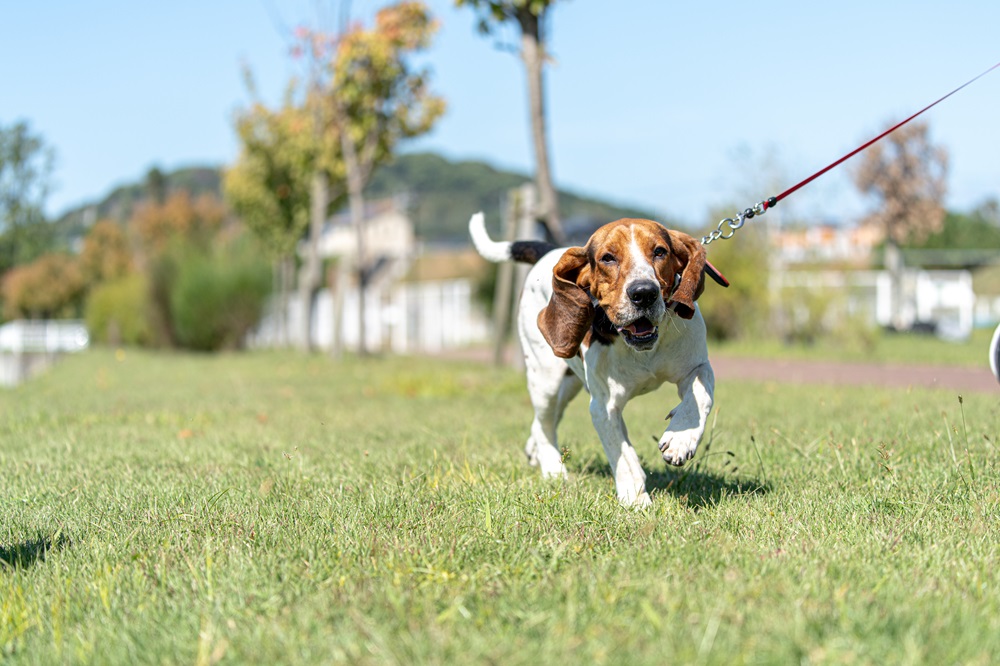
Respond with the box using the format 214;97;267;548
470;212;720;507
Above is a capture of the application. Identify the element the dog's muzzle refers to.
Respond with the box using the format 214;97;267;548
617;280;663;351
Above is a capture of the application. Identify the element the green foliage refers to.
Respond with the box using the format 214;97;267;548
698;213;771;341
224;89;337;260
130;192;234;349
456;0;562;34
325;1;446;169
168;240;272;351
0;120;55;273
905;199;1000;250
3;351;1000;663
776;286;878;351
79;219;134;285
85;273;152;346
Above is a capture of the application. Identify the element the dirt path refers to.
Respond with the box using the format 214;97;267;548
441;347;999;394
711;355;998;394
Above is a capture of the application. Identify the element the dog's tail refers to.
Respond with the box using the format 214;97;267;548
469;212;559;265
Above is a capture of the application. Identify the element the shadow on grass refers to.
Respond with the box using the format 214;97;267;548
0;531;70;571
645;467;771;509
572;455;771;510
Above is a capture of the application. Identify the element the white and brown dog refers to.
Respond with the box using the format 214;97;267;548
470;212;724;507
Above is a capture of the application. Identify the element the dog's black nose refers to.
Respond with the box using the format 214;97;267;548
626;281;660;308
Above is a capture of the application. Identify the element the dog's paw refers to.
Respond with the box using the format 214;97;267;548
524;437;539;467
659;430;700;466
540;463;568;480
618;488;653;509
535;445;568;479
619;489;652;509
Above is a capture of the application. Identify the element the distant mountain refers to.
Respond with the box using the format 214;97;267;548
55;153;664;244
365;152;663;242
55;166;222;232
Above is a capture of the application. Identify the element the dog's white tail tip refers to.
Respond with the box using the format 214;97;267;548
469;211;512;262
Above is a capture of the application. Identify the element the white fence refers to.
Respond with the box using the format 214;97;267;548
0;319;89;353
0;320;90;387
775;269;975;339
251;278;490;354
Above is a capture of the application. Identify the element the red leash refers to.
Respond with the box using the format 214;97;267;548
702;59;1000;249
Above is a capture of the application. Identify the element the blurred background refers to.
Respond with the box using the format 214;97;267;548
3;0;1000;382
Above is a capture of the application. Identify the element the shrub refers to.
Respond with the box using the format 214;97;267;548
85;274;153;346
169;241;271;351
696;217;771;341
1;253;86;319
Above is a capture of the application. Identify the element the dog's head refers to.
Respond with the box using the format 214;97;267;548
537;218;706;358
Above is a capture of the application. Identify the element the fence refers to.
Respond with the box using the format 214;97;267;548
0;320;90;387
250;278;490;354
774;269;975;340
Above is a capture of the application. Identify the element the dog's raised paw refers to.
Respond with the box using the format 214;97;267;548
659;432;699;466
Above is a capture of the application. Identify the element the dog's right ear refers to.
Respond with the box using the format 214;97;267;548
537;247;593;359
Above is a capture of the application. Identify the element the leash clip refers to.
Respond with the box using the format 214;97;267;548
701;197;777;246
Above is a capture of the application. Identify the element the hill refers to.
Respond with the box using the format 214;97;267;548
54;153;663;243
364;152;662;241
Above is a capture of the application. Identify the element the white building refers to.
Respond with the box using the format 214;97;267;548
252;201;490;354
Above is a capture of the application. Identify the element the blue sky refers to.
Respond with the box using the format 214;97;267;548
4;1;999;230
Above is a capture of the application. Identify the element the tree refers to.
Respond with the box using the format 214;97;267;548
456;0;567;244
80;219;134;284
127;190;228;346
0;120;55;274
296;1;445;354
909;199;1000;252
224;84;343;349
853;121;948;328
2;253;85;320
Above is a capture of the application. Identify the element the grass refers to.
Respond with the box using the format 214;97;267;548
2;348;1000;664
711;327;996;368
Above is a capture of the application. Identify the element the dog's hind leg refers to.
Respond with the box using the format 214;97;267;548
524;365;581;478
526;370;583;464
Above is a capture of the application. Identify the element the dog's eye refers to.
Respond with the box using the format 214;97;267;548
600;253;617;265
653;247;668;258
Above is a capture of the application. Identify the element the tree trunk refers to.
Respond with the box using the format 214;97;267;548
885;240;906;330
341;128;369;356
296;169;328;352
517;7;566;245
330;256;349;358
275;255;291;347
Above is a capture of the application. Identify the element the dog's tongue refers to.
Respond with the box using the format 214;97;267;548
624;319;655;335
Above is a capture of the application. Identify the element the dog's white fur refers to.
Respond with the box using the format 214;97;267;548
470;212;715;507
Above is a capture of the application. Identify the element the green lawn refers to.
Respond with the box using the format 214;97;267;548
3;349;1000;664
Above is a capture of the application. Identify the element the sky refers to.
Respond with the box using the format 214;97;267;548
4;1;1000;231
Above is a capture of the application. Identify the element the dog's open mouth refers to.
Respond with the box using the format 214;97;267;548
618;317;658;348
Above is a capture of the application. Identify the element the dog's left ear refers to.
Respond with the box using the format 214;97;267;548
667;231;707;320
537;246;593;358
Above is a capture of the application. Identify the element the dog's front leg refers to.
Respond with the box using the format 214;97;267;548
588;380;651;508
660;362;715;466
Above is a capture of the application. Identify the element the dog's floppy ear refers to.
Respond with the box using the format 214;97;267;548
537;246;593;358
667;231;707;320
